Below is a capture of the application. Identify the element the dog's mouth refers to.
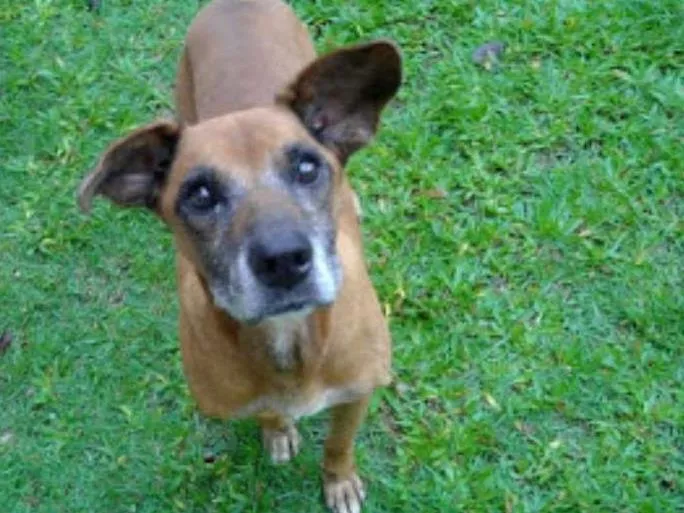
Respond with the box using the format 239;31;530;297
244;295;333;325
264;300;308;318
210;278;337;325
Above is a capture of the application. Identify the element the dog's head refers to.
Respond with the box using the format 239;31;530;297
78;41;401;324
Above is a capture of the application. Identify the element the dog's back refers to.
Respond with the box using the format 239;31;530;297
175;0;315;124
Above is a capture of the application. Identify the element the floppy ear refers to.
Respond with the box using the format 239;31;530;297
278;40;402;164
78;120;180;213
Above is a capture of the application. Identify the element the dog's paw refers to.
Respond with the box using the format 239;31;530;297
324;472;366;513
262;424;301;464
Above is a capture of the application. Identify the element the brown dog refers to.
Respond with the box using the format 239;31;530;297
78;1;401;512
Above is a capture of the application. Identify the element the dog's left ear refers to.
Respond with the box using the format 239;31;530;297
278;40;402;164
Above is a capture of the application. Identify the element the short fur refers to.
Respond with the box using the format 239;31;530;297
78;1;401;512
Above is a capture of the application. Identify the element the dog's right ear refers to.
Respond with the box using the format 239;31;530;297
78;120;180;213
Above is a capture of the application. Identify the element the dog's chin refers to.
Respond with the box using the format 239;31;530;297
211;290;335;326
256;302;314;324
245;296;335;325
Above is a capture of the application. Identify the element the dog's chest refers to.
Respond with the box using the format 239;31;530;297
233;314;362;419
235;385;360;420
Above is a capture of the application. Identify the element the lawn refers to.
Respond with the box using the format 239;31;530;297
1;0;682;511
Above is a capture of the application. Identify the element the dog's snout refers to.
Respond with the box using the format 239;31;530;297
248;228;313;289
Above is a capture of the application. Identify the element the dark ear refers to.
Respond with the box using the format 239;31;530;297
78;120;180;213
278;40;402;164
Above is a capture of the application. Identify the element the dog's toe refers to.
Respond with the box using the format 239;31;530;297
262;424;301;464
324;472;366;513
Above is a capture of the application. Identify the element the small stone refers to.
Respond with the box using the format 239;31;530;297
394;382;410;396
472;41;506;70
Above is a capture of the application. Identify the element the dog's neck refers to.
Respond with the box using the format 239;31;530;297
258;312;309;371
208;303;331;374
239;309;331;374
195;270;331;373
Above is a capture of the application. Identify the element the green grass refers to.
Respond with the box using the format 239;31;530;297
1;0;683;511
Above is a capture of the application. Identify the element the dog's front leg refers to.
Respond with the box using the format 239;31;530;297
258;412;301;464
323;396;370;513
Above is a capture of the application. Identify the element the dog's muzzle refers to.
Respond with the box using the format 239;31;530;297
209;216;341;324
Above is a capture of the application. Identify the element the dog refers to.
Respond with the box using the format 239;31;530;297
77;1;401;512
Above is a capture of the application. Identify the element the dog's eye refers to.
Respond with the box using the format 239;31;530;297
176;168;228;220
293;152;321;185
185;184;219;213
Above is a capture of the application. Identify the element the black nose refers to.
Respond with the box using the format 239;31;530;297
248;229;313;289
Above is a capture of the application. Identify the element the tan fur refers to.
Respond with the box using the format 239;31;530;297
175;0;315;124
78;1;400;512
